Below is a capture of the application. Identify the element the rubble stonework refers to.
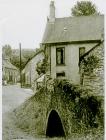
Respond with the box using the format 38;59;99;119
80;43;104;96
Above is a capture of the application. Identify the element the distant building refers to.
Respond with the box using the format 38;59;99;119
21;49;44;89
2;58;19;85
41;1;104;87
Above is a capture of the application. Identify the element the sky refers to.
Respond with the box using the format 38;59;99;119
0;0;106;49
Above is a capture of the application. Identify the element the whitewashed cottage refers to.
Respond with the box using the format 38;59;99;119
22;49;44;89
41;1;104;95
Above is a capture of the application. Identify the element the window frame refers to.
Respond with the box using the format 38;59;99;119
79;47;85;73
56;72;65;77
56;47;65;65
79;47;85;59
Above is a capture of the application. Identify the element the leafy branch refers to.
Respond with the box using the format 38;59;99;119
82;55;100;75
36;55;49;75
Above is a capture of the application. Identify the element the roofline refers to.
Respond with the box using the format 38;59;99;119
41;40;101;46
2;61;19;70
79;40;104;63
34;73;45;82
30;49;44;61
3;67;18;70
22;49;44;69
55;14;104;20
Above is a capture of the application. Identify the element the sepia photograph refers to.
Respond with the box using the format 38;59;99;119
1;0;105;139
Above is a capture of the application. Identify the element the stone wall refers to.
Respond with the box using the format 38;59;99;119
80;43;104;96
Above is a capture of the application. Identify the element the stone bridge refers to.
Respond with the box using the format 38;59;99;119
34;86;74;138
14;78;103;138
15;84;75;138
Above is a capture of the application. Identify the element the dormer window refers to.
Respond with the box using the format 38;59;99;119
56;47;65;65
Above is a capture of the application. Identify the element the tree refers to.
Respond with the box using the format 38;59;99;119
71;1;99;16
11;49;36;69
11;54;27;70
2;45;12;59
22;49;35;59
36;56;49;75
2;45;36;69
80;55;100;85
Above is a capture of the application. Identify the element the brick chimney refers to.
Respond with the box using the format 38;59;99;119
49;0;55;22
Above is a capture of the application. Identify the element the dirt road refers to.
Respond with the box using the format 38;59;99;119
2;85;36;140
2;85;66;140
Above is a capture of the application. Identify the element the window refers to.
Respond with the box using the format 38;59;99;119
56;72;65;77
79;47;85;72
79;47;85;58
56;47;65;65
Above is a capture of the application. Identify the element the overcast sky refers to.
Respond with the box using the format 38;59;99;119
0;0;106;49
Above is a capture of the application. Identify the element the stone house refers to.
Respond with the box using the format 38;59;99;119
21;49;44;88
41;1;104;87
2;57;19;84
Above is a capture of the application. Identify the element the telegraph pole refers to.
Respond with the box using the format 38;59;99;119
19;43;22;88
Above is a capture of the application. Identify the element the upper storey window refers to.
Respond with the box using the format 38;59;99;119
56;47;65;65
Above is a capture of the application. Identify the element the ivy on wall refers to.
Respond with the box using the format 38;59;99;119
53;79;103;130
35;75;103;133
80;55;100;85
36;55;49;75
81;55;100;75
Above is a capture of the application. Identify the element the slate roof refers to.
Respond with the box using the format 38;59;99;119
42;15;104;44
2;59;18;70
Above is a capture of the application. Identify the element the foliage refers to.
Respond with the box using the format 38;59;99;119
71;1;99;16
11;49;36;69
2;45;36;69
82;55;100;74
3;47;36;70
11;54;26;70
54;79;80;101
53;79;103;129
36;56;49;75
74;96;101;128
21;49;35;59
2;45;12;59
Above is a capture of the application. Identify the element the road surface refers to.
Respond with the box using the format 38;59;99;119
2;85;65;140
2;85;36;140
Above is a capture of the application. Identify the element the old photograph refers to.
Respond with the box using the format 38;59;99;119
1;0;105;139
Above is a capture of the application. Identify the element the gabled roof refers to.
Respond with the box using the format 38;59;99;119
2;59;18;70
42;15;104;44
23;49;44;69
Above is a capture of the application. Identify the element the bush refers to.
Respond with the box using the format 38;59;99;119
82;55;100;74
36;56;49;75
53;79;103;129
74;95;102;128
